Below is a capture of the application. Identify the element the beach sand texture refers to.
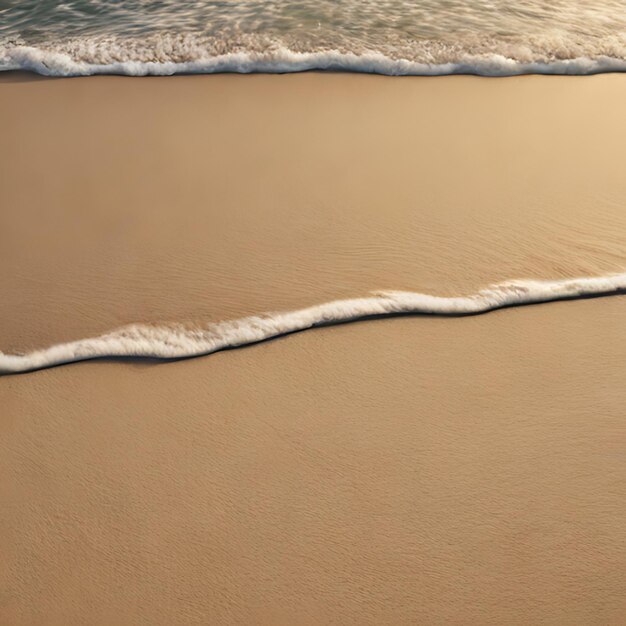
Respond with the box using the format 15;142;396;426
1;73;625;624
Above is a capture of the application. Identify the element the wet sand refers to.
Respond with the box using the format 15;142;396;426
2;298;626;624
1;72;626;624
1;73;626;350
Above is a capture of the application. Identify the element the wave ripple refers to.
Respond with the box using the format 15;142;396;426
2;273;625;374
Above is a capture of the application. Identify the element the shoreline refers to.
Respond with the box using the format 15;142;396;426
2;272;626;374
4;66;626;80
4;48;626;78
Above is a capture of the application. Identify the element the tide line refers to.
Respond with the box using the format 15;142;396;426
2;273;625;375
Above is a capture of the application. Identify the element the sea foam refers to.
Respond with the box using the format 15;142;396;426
3;45;626;77
1;273;624;374
3;0;626;77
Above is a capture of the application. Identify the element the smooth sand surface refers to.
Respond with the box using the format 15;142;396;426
1;73;626;624
2;298;626;624
2;73;626;350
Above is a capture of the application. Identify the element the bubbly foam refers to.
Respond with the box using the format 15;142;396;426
3;0;626;76
2;273;624;374
3;44;626;77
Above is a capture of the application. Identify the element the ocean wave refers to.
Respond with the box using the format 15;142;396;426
3;0;626;76
2;44;626;77
2;273;625;375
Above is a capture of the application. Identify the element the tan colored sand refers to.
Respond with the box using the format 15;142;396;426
2;297;626;625
1;73;626;624
1;73;626;351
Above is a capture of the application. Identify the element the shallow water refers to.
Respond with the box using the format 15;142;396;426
1;0;626;75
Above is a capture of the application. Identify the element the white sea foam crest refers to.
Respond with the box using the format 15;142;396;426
3;30;626;76
1;273;624;374
3;45;626;77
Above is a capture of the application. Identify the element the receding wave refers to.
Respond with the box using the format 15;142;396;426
2;273;625;375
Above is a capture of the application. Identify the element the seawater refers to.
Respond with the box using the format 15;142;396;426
1;0;626;76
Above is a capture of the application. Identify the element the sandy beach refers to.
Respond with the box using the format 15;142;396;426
2;73;626;350
1;72;626;623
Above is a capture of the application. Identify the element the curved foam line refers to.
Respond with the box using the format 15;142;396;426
3;47;626;77
1;273;625;374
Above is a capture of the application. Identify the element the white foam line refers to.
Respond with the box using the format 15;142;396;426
1;273;625;374
3;47;626;77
